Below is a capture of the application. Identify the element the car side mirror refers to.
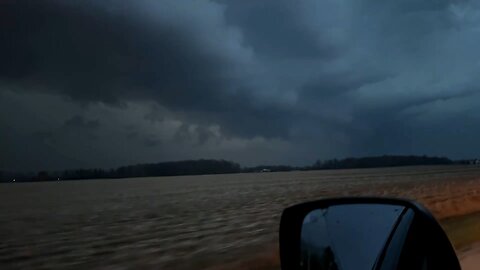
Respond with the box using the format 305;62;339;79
279;197;460;270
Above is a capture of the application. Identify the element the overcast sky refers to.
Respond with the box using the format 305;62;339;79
2;0;480;171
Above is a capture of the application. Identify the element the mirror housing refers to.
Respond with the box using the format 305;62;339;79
279;197;460;270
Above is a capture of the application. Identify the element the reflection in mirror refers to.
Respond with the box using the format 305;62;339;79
300;204;406;270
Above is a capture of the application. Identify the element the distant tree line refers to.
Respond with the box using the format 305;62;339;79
309;155;453;170
0;159;241;182
0;155;473;183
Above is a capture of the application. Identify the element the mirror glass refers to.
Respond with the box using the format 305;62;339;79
300;203;406;270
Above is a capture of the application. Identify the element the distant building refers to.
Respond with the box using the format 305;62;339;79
260;168;271;173
469;159;480;165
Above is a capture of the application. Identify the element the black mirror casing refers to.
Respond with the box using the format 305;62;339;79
279;197;461;270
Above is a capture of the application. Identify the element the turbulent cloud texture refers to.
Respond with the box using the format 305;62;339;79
2;0;480;171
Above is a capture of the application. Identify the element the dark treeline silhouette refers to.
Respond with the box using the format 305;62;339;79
0;160;241;182
113;160;241;178
310;155;453;170
0;155;474;183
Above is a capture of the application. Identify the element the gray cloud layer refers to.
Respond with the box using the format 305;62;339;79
2;0;480;171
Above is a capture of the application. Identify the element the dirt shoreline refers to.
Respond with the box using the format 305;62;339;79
460;243;480;270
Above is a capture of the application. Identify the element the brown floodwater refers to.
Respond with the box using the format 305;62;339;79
1;165;480;269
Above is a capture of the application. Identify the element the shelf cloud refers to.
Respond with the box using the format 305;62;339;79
2;0;480;171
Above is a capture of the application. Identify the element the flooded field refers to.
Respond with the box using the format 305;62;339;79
1;165;480;269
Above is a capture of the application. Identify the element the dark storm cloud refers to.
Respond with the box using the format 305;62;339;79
143;137;160;148
221;1;337;59
64;116;100;130
0;0;299;139
2;0;480;171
